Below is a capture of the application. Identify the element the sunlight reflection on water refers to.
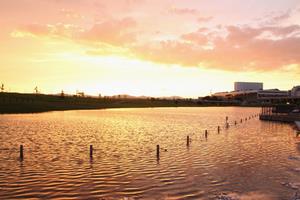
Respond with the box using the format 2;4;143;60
0;107;299;199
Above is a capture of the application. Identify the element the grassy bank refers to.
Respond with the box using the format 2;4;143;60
0;92;244;114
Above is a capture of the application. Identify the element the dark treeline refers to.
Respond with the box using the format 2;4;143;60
0;92;245;114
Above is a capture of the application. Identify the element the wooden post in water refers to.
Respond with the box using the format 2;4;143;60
235;121;237;125
20;145;23;161
156;145;160;159
90;145;93;158
241;119;243;123
187;135;190;146
217;126;220;133
205;130;208;138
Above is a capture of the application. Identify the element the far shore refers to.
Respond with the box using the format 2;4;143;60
0;92;260;114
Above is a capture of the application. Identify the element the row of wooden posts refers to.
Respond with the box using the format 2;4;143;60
156;113;259;160
18;113;260;161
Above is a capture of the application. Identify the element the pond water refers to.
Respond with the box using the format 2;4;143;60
0;107;299;199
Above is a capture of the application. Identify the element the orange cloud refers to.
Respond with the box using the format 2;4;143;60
12;23;82;38
12;17;137;46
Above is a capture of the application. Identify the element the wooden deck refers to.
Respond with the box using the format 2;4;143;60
259;114;300;123
295;121;300;131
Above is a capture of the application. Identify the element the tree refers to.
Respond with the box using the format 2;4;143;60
76;90;84;97
34;86;39;94
0;83;4;92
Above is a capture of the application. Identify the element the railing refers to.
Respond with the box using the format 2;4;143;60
259;106;300;122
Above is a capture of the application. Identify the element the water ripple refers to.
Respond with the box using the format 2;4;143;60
0;107;297;199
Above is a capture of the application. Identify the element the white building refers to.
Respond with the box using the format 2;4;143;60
234;82;263;91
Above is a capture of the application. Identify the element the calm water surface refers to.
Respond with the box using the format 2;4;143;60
0;107;300;199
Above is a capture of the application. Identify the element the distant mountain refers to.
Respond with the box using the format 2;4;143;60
110;94;184;100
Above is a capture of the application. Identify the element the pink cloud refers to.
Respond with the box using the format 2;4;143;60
12;17;300;72
133;25;300;72
181;32;208;45
198;16;213;23
168;7;198;15
272;11;291;22
81;17;137;45
259;10;293;25
60;8;84;19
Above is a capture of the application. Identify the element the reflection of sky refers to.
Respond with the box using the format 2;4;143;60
0;107;297;199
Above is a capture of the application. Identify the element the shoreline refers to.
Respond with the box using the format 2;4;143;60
0;105;260;115
0;92;260;114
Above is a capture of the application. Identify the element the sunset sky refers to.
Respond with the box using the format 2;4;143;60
1;0;300;97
